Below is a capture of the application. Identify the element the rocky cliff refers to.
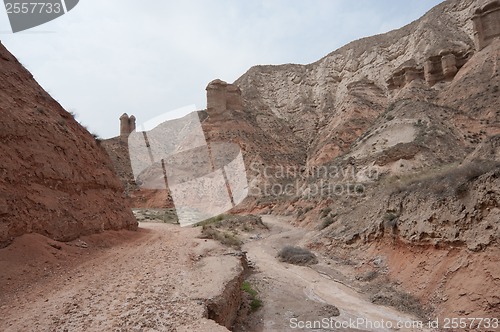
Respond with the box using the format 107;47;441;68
0;42;137;247
228;0;500;318
235;0;499;168
231;0;499;225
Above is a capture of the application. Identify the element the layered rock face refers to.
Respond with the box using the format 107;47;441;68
234;0;499;170
228;0;499;203
0;42;137;247
211;0;499;318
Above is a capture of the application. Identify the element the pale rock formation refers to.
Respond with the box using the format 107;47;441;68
206;79;242;119
472;0;500;50
424;51;471;85
387;60;425;89
119;113;136;137
129;115;136;133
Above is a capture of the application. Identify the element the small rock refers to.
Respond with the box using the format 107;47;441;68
49;243;62;250
75;240;88;248
372;257;383;267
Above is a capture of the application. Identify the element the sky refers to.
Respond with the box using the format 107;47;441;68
0;0;444;138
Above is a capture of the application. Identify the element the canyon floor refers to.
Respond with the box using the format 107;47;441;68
1;214;431;332
238;216;426;332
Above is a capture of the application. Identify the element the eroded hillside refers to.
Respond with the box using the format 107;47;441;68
0;42;137;247
217;0;500;318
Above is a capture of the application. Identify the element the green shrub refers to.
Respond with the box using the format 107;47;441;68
242;281;257;297
250;298;263;311
242;281;262;312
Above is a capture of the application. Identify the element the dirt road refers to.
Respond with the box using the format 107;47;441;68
0;223;237;332
241;216;430;332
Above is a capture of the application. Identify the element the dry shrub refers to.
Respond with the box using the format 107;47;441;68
277;246;318;266
368;282;428;319
200;227;242;248
395;160;499;197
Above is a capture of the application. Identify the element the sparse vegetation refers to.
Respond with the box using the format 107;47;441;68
355;185;365;194
391;160;500;197
200;226;242;248
277;246;318;266
415;119;426;127
91;133;102;145
36;107;47;115
297;206;315;219
242;281;262;312
357;270;379;282
132;208;179;224
369;282;428;319
320;213;337;230
320;216;335;230
385;102;397;114
383;212;398;222
198;215;268;248
196;214;226;227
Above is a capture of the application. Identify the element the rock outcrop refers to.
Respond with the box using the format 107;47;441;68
387;60;425;90
0;42;137;247
424;51;472;85
472;0;500;50
119;113;136;137
387;49;473;89
206;79;243;119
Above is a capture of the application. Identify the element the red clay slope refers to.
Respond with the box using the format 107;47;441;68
0;42;137;247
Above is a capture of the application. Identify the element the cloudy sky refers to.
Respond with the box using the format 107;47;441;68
1;0;443;138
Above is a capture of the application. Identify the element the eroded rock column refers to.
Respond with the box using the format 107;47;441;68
472;1;500;50
206;79;243;119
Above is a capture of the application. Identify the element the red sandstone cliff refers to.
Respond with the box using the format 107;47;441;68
0;41;137;247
